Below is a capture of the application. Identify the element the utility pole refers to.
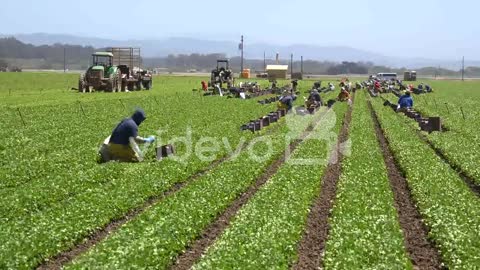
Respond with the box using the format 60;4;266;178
263;51;266;72
290;53;293;78
63;47;66;73
240;35;244;74
462;56;465;81
301;56;304;75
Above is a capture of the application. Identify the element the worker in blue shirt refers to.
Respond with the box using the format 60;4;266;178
425;84;433;92
278;92;296;112
104;108;155;162
397;91;413;112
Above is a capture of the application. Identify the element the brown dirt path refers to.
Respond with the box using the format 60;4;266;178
171;107;335;270
368;100;444;269
292;95;354;270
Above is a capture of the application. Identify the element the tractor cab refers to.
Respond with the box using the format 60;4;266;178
216;59;230;71
92;52;114;72
209;59;233;91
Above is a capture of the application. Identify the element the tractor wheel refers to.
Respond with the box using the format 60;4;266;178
106;79;114;92
135;81;142;91
121;80;126;92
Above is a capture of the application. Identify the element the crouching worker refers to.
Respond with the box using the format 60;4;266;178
306;89;323;108
337;87;351;102
99;108;155;163
397;91;413;112
425;84;433;92
278;93;296;112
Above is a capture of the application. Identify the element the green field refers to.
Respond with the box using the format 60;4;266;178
0;73;479;269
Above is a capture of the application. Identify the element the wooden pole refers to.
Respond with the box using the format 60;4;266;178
301;56;304;75
290;53;293;78
64;47;66;73
240;35;244;74
263;51;266;72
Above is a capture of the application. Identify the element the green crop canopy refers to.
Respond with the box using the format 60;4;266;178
92;52;114;57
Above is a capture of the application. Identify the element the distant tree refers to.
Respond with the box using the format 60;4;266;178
0;58;7;69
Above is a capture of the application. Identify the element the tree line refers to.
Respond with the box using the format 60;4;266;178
0;37;477;77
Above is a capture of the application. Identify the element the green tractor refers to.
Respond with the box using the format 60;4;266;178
79;48;153;93
78;52;121;92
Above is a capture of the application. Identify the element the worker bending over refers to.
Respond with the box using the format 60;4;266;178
278;92;296;112
328;82;335;91
201;81;208;91
355;81;362;90
397;91;413;112
337;87;351;102
418;83;424;92
425;84;433;92
105;109;155;162
292;79;298;92
306;89;323;109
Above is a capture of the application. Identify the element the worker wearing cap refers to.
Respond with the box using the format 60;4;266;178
397;91;413;112
106;108;155;162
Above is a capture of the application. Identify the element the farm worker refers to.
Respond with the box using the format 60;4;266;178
388;84;395;91
397;91;413;111
328;82;335;91
306;89;323;108
374;81;381;91
309;89;322;103
418;83;424;90
278;93;295;112
337;87;351;102
425;84;433;92
201;81;208;91
292;80;298;92
107;108;155;162
271;80;278;89
355;81;362;90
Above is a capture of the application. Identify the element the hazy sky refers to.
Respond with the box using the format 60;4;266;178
1;0;478;59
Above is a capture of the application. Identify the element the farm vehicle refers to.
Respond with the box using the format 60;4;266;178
0;66;22;72
78;48;152;93
208;59;233;95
